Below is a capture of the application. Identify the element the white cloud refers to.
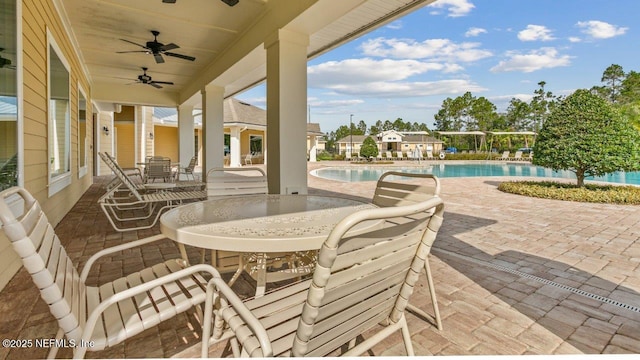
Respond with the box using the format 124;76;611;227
308;58;449;87
428;0;475;17
360;37;492;62
465;27;487;37
568;37;582;43
326;80;487;98
517;25;556;42
576;20;628;39
490;47;572;73
488;94;534;103
386;20;403;30
308;99;365;108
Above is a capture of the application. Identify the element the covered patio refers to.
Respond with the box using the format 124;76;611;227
1;163;639;358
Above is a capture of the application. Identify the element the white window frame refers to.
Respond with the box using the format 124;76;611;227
47;29;72;197
77;84;88;178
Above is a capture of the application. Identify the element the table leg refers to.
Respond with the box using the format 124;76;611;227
177;243;190;265
255;253;267;297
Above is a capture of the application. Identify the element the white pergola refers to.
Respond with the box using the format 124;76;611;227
433;131;487;152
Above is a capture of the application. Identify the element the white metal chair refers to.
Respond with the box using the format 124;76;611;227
201;196;445;357
498;151;510;160
145;156;172;182
373;171;443;331
175;156;198;181
0;186;220;359
205;167;311;294
243;153;253;165
99;153;206;232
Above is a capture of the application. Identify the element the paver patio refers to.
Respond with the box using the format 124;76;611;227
0;161;639;358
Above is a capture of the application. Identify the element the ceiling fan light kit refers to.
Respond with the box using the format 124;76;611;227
117;30;195;64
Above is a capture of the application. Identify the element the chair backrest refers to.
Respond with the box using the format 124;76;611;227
206;167;268;198
426;150;433;158
291;196;445;357
146;157;171;180
373;171;441;208
186;156;197;172
0;187;86;342
501;151;510;158
100;152;144;201
513;151;523;159
385;151;392;159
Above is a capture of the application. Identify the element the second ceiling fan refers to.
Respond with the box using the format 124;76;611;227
117;30;195;64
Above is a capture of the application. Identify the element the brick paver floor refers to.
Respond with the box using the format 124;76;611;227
1;161;639;358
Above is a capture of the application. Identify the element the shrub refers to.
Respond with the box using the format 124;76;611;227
498;181;640;204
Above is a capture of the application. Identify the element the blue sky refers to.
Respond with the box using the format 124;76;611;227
237;0;637;133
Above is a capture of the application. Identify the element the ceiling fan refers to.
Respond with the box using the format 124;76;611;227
117;30;195;64
162;0;239;5
0;48;16;70
129;67;174;89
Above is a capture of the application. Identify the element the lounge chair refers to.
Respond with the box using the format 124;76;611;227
373;171;443;331
426;150;434;159
498;151;510;160
509;151;523;161
201;195;445;357
99;154;206;232
145;156;172;182
243;153;253;165
0;186;219;359
385;151;393;160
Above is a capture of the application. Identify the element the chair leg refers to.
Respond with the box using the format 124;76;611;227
400;315;415;356
424;257;443;331
406;257;443;331
46;328;64;359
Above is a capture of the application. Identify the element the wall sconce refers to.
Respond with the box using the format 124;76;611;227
102;126;109;135
149;132;154;140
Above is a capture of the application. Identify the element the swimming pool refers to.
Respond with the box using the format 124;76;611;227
311;163;640;185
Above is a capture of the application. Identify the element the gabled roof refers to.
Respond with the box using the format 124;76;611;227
153;98;322;135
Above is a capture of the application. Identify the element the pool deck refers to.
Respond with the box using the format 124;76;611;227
0;160;639;358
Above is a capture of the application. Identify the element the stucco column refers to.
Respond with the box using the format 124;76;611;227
201;85;224;176
178;104;195;171
230;126;242;167
264;29;309;194
309;135;317;162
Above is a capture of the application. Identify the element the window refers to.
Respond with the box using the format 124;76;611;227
48;32;71;195
78;87;87;177
250;135;262;154
0;0;18;191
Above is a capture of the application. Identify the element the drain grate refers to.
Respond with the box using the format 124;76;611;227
433;248;640;314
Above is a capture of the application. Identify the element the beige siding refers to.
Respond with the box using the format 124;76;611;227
154;125;179;161
114;122;135;168
0;0;94;291
97;111;113;175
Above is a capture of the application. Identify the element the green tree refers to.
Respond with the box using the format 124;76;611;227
533;89;640;187
601;64;625;103
359;136;379;159
357;120;367;134
504;98;531;130
619;70;640;105
529;81;556;132
469;96;498;131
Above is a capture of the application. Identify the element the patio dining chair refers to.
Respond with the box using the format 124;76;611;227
99;154;206;232
145;156;172;182
0;187;220;359
201;195;445;357
174;155;198;182
205;167;312;292
372;171;443;331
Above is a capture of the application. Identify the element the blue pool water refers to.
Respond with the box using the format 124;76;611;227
311;163;640;185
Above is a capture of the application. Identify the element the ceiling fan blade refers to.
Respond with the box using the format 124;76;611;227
153;53;165;64
161;43;179;51
149;82;163;89
164;52;195;61
152;81;174;85
116;50;149;54
163;0;177;3
120;38;148;49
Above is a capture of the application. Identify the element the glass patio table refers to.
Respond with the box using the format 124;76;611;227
159;194;382;296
